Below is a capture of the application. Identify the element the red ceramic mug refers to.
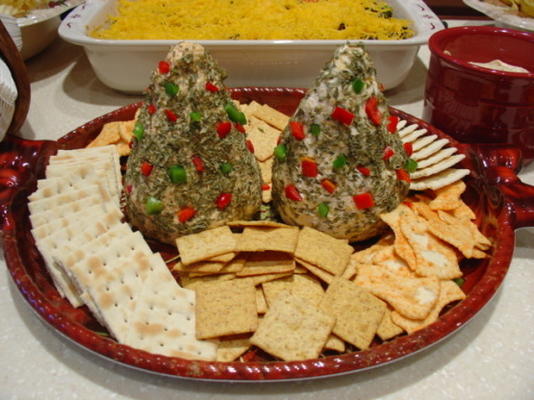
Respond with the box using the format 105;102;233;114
423;26;534;166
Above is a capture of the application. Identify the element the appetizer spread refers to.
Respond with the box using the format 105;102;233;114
272;44;410;241
28;42;490;363
124;42;262;244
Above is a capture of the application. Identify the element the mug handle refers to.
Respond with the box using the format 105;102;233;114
470;143;534;230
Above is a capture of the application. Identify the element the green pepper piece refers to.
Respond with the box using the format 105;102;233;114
133;122;144;141
168;165;187;184
224;103;247;125
220;162;233;175
310;123;321;136
274;144;287;161
145;196;164;215
164;82;179;97
405;158;418;173
333;154;347;170
352;78;365;94
190;111;202;122
318;202;329;218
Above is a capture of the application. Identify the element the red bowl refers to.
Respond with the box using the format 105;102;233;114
423;26;534;165
1;87;534;381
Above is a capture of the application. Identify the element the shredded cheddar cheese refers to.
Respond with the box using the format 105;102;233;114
90;0;413;41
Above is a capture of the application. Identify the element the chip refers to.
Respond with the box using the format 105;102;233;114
87;121;121;147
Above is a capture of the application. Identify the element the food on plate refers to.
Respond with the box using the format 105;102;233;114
271;43;410;241
482;0;534;17
123;42;262;244
90;0;413;41
87;119;135;156
0;0;66;17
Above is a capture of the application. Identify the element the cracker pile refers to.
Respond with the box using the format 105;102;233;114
396;120;470;191
29;146;216;361
86;119;135;156
172;192;490;361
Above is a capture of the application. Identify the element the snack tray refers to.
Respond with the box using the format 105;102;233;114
1;87;534;381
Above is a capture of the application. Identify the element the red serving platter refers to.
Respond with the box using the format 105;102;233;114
1;87;534;381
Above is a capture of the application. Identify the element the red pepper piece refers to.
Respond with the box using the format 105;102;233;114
246;139;254;153
331;106;354;125
353;192;374;209
321;179;337;194
205;82;219;92
396;168;411;182
234;123;246;133
178;207;196;223
261;183;271;191
164;109;178;122
383;146;395;161
357;165;371;176
301;157;318;178
216;121;232;138
365;96;382;126
241;349;257;362
125;184;132;194
158;61;170;74
191;155;204;172
403;200;414;208
387;115;399;133
290;121;306;140
140;161;153;176
215;192;232;210
147;104;157;115
285;184;302;201
403;142;413;156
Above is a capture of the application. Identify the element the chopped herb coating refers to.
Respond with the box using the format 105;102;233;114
271;44;409;241
124;42;261;244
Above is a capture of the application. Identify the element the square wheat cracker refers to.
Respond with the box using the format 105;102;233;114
236;225;299;254
237;252;295;277
250;293;334;361
320;278;386;350
295;227;353;276
195;279;258;339
176;226;236;265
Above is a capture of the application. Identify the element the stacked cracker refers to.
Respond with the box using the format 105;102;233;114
396;120;471;191
86;119;135;156
29;146;216;361
239;101;289;203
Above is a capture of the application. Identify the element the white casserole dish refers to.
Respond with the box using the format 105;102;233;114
59;0;444;93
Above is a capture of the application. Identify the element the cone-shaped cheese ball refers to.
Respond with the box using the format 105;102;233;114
124;42;261;244
271;44;410;241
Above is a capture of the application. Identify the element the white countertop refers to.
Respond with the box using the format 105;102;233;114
1;20;533;400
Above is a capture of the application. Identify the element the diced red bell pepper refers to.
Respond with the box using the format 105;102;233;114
147;104;157;115
158;61;170;74
365;96;382;126
301;157;318;178
164;109;178;122
403;142;413;156
396;168;411;182
140;161;153;176
234;123;246;133
246;140;254;153
125;184;132;194
205;82;219;92
215;192;232;210
387;115;399;133
331;106;354;126
290;121;306;140
383;146;395;161
191;155;204;172
357;165;371;176
353;192;374;209
216;121;232;138
178;207;196;223
285;184;302;201
321;179;337;194
261;183;271;191
403;200;414;208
